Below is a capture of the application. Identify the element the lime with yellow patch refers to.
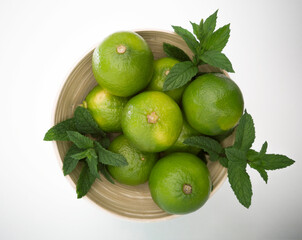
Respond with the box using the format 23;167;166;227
149;152;211;214
121;91;183;153
84;85;128;132
107;135;158;185
146;57;187;103
92;31;154;97
182;73;244;136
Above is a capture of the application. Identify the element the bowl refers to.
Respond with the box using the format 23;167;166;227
54;30;235;221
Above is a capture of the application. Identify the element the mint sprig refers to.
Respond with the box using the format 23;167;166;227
163;10;234;91
43;106;128;198
184;110;295;208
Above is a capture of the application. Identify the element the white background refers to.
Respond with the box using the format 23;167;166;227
1;0;302;239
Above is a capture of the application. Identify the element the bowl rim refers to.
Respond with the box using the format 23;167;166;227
51;29;228;222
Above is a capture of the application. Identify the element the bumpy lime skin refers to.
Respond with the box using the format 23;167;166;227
85;85;128;132
182;73;244;136
149;152;211;214
121;91;183;153
92;31;154;97
164;118;201;155
107;135;158;185
146;57;187;103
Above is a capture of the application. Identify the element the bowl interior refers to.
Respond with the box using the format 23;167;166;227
54;30;234;221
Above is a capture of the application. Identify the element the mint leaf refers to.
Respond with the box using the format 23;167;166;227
225;147;252;208
71;148;100;179
247;148;268;183
255;154;295;170
234;111;255;152
259;141;268;156
71;149;91;160
204;24;230;52
44;118;77;141
183;136;224;162
71;148;97;160
219;157;229;168
67;131;94;149
225;147;247;167
247;143;294;182
203;10;218;35
76;163;97;198
246;149;259;161
249;162;268;183
85;149;99;179
63;144;83;176
228;162;253;208
95;142;128;166
163;61;198;91
200;50;234;73
74;106;105;137
99;164;115;184
190;20;204;42
172;26;199;55
98;137;111;149
163;43;191;62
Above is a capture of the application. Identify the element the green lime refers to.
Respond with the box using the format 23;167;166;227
164;117;201;155
107;135;158;185
182;73;244;136
121;91;183;153
149;152;211;214
92;31;154;97
146;57;187;103
84;85;128;132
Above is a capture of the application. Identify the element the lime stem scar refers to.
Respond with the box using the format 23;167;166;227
183;184;192;194
147;112;159;124
116;45;126;54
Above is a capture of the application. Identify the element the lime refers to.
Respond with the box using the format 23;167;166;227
83;85;128;132
121;91;183;153
146;57;187;103
149;152;211;214
107;135;158;185
182;73;244;136
92;31;154;97
164;117;201;155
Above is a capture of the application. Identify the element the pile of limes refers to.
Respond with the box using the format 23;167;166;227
85;31;244;215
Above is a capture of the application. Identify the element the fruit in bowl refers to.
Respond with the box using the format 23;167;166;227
149;152;212;215
107;134;158;185
44;10;294;221
92;31;154;97
121;91;183;153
